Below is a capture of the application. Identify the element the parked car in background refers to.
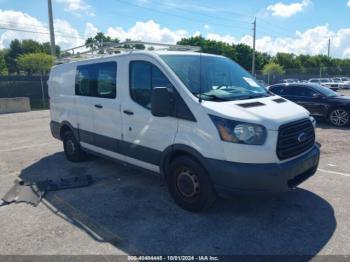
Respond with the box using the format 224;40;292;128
308;78;330;84
332;77;350;84
332;77;343;82
342;77;350;83
281;78;299;84
308;78;339;91
269;83;350;127
331;77;350;89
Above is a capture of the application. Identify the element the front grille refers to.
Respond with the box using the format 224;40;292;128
277;119;315;160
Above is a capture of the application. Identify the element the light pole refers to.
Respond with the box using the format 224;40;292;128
48;0;56;57
251;17;256;76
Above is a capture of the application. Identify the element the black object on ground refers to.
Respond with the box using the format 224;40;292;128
1;175;93;207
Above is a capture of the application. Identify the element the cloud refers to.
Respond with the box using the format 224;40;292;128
204;24;210;30
136;0;152;6
205;25;350;58
255;25;350;58
56;0;94;16
1;12;350;59
348;0;350;7
84;22;99;39
106;20;188;44
0;9;88;50
0;9;48;49
54;19;85;49
104;20;350;58
267;0;311;17
206;33;236;43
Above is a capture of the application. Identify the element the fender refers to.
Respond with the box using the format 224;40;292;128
60;121;80;141
161;144;208;177
50;120;79;141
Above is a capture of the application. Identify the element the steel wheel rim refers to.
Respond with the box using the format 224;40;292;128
330;109;349;126
176;168;200;199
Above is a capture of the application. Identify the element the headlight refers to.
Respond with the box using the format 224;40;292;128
209;115;267;145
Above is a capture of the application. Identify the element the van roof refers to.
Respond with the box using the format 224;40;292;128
55;50;222;66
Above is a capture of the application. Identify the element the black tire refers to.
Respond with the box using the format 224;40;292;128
62;130;87;162
329;108;349;127
167;156;217;212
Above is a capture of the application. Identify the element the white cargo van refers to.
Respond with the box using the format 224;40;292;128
49;47;320;211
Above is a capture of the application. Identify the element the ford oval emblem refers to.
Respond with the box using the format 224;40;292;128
297;132;307;143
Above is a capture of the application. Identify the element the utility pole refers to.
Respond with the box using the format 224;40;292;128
327;38;331;58
251;17;256;76
48;0;56;57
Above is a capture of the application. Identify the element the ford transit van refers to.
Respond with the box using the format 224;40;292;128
49;50;320;211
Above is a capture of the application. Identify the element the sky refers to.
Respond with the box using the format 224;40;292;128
0;0;350;58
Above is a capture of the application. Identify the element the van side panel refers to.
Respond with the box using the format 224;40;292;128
49;64;78;135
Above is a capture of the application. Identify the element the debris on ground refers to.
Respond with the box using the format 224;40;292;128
0;175;93;207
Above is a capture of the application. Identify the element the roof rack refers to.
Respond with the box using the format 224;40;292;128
57;41;201;63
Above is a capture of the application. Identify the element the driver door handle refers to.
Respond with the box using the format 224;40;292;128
94;104;103;109
123;110;134;115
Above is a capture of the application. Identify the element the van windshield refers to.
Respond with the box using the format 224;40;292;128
160;54;269;101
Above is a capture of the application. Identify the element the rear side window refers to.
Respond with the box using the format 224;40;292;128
282;85;316;97
76;62;117;98
130;61;173;109
76;67;92;96
281;86;298;95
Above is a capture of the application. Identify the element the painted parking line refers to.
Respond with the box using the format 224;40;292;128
0;142;57;153
318;168;350;178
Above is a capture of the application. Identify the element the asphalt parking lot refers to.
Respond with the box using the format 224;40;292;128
0;92;349;256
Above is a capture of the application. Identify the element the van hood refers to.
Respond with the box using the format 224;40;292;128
201;95;310;130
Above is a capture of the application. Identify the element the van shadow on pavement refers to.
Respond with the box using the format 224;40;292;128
19;152;336;256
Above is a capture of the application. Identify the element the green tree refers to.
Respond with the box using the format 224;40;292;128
177;36;267;71
85;32;119;53
232;44;253;70
4;39;60;74
17;53;54;75
5;39;22;74
262;62;285;84
41;42;61;56
263;62;285;75
178;36;236;60
0;51;8;76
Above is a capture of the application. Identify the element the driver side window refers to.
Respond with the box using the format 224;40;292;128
130;61;173;109
302;87;319;97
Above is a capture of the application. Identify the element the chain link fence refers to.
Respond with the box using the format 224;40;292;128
0;75;49;110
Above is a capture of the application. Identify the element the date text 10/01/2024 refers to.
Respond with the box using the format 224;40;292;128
127;256;220;261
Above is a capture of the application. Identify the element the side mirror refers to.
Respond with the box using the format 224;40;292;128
312;93;322;99
151;87;172;117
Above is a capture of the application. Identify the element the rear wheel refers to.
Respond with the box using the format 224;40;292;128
167;156;216;212
62;130;87;162
329;108;349;127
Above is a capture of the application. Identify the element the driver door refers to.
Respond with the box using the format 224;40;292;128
119;56;178;172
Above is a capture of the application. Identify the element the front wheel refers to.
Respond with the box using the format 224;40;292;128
329;108;349;127
167;156;217;212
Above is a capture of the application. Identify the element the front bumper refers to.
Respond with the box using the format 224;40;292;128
206;144;320;193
